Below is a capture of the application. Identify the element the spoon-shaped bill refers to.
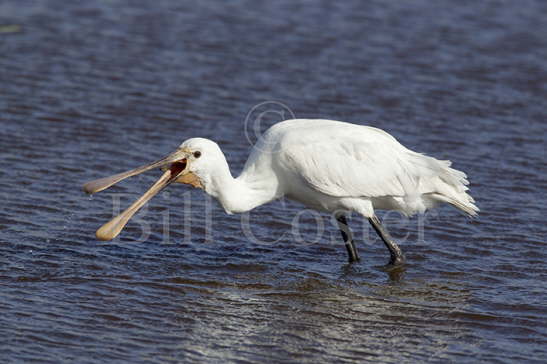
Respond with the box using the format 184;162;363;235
83;170;142;195
83;151;184;194
95;169;174;241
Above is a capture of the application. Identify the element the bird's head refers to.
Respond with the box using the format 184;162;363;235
82;137;227;241
173;137;228;191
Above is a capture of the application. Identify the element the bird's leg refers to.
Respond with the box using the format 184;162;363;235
368;215;405;266
336;214;360;263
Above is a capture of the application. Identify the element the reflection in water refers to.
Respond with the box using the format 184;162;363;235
384;265;406;283
177;276;476;362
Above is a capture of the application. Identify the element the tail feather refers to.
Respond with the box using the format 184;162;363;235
428;192;479;217
406;152;479;217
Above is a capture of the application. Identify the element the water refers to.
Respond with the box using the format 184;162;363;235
1;1;546;362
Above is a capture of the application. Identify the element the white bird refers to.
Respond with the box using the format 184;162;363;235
84;119;478;265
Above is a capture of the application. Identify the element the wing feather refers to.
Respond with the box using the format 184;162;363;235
280;132;416;198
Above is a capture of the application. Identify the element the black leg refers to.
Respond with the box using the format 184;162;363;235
368;215;405;266
336;214;360;263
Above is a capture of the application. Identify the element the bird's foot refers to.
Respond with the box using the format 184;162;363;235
379;258;406;277
386;255;405;267
347;256;361;264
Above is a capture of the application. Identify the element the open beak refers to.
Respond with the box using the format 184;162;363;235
83;148;192;241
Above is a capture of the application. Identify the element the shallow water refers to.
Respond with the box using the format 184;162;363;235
1;0;546;363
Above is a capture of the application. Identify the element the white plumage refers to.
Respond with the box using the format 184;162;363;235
84;118;478;265
226;119;477;217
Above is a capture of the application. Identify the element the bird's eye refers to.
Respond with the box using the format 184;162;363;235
193;151;202;159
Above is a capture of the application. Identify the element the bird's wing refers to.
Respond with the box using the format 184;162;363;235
279;135;418;198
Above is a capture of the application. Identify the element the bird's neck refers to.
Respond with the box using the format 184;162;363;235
204;161;280;214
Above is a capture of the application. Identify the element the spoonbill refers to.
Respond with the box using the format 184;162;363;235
83;119;478;265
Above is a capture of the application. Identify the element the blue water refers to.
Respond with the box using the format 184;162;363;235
1;1;546;362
